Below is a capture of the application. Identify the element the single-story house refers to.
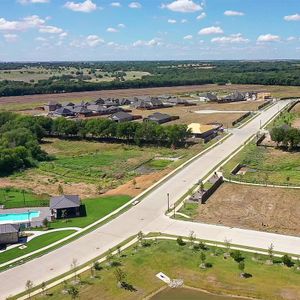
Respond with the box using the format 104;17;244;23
110;111;134;123
44;101;62;112
144;112;178;124
133;97;166;110
52;107;75;117
50;195;81;219
72;106;93;117
87;104;108;114
188;123;220;142
0;224;20;245
166;98;195;106
199;93;218;102
219;92;246;103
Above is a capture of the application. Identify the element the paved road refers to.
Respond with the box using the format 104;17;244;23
0;100;296;299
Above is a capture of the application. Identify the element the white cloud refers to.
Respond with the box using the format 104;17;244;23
162;0;203;13
133;38;161;47
18;0;49;4
198;26;223;35
107;27;118;33
183;34;193;40
224;10;244;17
168;19;177;24
257;34;280;43
59;32;68;39
35;36;47;42
211;33;249;44
39;25;64;34
86;35;104;46
128;2;141;9
284;14;300;21
64;0;97;13
196;12;206;20
3;33;18;42
181;19;187;23
287;36;297;41
0;15;45;31
110;2;121;7
117;23;125;28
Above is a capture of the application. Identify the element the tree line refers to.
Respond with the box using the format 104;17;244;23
1;60;300;97
0;112;190;175
270;126;300;150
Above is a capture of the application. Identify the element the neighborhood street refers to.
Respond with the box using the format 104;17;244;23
0;100;297;300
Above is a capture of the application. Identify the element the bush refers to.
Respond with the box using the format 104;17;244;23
230;250;245;263
282;254;294;267
176;237;186;246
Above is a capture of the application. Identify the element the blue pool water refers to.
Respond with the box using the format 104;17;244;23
0;211;40;223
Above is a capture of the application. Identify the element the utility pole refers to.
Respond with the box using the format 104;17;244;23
167;193;170;212
173;204;176;218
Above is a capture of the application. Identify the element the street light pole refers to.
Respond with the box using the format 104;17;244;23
167;193;170;212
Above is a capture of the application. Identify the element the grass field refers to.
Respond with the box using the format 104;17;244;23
33;240;300;300
222;143;300;186
50;195;131;229
0;67;150;83
0;187;48;209
0;230;75;265
4;138;205;198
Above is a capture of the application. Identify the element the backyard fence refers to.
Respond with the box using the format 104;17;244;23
232;112;252;127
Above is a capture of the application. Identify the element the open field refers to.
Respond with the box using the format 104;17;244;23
0;83;296;111
0;230;75;265
32;240;300;300
193;183;300;236
0;67;150;83
1;138;205;198
222;143;300;186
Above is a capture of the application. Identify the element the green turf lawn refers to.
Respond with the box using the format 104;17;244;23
223;143;300;186
146;159;172;170
34;240;300;300
0;188;48;209
0;230;74;265
49;195;132;229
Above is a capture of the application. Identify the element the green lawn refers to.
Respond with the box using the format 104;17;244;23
34;240;300;300
49;195;132;229
0;230;74;265
0;187;48;209
223;143;300;186
146;159;172;170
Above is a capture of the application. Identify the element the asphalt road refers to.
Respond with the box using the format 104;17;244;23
0;100;296;299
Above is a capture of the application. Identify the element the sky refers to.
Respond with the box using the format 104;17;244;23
0;0;300;61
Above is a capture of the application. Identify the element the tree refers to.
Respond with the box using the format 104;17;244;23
41;282;46;295
114;268;127;288
231;250;245;263
188;230;195;248
282;254;294;267
25;280;33;299
238;261;245;277
268;243;274;263
200;251;206;269
270;127;285;147
57;184;64;195
117;245;121;257
70;258;78;282
67;285;79;299
42;217;49;228
137;231;144;245
176;236;185;246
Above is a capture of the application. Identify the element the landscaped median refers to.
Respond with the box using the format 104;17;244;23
14;234;300;300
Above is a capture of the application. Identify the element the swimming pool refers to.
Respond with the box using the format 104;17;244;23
0;210;40;224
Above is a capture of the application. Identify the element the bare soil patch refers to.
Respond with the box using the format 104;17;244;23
132;105;245;127
195;183;300;236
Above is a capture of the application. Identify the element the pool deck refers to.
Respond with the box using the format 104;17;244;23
0;207;51;226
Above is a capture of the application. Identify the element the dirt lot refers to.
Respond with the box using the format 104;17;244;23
195;183;300;236
0;83;294;111
132;105;245;127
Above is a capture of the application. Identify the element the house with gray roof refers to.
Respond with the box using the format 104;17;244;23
50;195;81;219
0;224;20;245
52;107;75;117
219;92;246;103
44;101;62;112
144;112;179;124
110;111;134;123
199;92;218;102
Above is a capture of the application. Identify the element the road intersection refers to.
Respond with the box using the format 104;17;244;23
0;100;297;300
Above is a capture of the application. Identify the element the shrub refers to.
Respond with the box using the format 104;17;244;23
176;237;186;246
